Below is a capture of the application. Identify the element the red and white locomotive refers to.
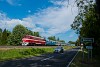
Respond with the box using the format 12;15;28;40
22;35;46;46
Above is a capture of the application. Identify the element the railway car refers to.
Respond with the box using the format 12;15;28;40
46;40;56;46
56;41;67;46
22;35;46;46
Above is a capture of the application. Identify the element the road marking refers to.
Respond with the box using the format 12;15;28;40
66;49;79;67
41;56;54;61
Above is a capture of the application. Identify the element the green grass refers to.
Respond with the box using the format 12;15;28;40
70;49;100;67
63;46;76;50
0;46;75;61
0;48;54;61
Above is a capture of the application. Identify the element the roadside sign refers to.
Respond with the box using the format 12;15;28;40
81;37;94;59
86;46;93;49
81;38;94;43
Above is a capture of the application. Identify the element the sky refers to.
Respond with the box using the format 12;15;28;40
0;0;78;43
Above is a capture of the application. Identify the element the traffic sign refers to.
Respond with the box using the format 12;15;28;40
86;46;93;49
81;37;94;59
81;38;94;43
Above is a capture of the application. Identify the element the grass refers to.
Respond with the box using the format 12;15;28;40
70;49;100;67
0;48;54;61
0;46;75;61
63;46;76;50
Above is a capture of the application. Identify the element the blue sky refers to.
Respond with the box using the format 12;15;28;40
0;0;53;19
0;0;78;43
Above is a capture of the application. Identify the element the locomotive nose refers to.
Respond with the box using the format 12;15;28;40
22;38;26;42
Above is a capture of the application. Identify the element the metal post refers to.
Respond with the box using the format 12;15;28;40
88;49;89;59
91;42;92;59
91;49;92;59
83;47;84;59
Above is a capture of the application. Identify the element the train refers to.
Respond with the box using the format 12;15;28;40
22;35;46;46
46;40;56;46
22;35;66;46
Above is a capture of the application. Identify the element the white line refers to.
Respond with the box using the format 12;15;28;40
41;56;54;61
66;49;79;67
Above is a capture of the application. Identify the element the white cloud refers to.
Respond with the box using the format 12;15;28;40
6;0;22;6
69;31;75;37
0;14;35;30
32;27;45;32
18;4;22;6
6;0;14;5
28;10;31;13
0;13;9;20
0;0;78;37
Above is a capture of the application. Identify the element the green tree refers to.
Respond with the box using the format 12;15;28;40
57;37;60;41
0;28;2;45
71;0;100;44
26;27;34;35
7;24;28;45
59;40;65;43
75;38;80;46
6;30;11;37
1;29;7;45
68;41;76;44
7;33;15;45
95;0;100;16
33;32;40;37
48;36;56;41
71;0;100;56
0;28;2;33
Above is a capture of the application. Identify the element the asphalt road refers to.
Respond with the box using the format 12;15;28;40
0;47;80;67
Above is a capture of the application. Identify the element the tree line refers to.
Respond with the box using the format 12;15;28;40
48;36;65;43
0;24;65;46
0;24;40;46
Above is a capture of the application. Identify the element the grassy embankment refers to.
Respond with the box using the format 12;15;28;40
70;49;100;67
0;46;75;61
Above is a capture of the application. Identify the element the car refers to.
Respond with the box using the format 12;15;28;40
54;46;64;53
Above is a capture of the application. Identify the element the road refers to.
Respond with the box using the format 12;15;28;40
0;47;80;67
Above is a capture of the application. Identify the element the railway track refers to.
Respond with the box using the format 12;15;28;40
0;46;57;50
